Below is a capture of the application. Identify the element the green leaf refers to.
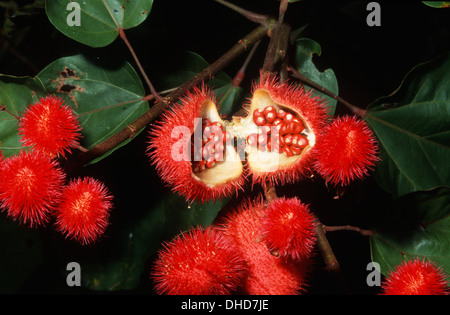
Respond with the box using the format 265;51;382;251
370;187;450;278
215;84;244;116
365;52;450;198
45;0;153;47
79;195;229;291
0;75;46;157
158;51;241;115
160;51;231;91
0;54;149;164
36;54;149;164
422;1;450;8
295;38;339;116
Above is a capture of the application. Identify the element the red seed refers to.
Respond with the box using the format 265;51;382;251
257;133;268;146
203;126;212;139
296;135;308;148
272;142;281;153
284;113;294;123
260;124;271;135
254;115;266;126
277;109;287;119
272;118;283;127
212;121;223;129
289;121;304;134
284;134;293;146
214;142;225;155
291;134;299;146
265;111;277;123
279;123;289;135
223;131;231;143
264;106;276;115
211;124;223;135
278;134;285;146
206;156;216;168
214;152;224;162
290;145;303;155
283;145;293;157
202;146;210;160
211;132;222;144
247;133;258;147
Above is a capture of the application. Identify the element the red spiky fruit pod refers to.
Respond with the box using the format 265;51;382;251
381;258;448;295
148;85;245;203
240;73;330;185
0;150;65;227
151;226;247;295
54;177;113;245
313;115;379;186
219;197;311;295
261;197;317;260
18;95;82;158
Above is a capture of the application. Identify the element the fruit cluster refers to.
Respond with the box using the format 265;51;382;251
248;106;309;156
190;119;231;172
0;95;113;245
149;74;380;203
148;73;386;295
151;197;316;295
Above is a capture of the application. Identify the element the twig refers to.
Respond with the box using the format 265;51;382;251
68;22;275;170
262;183;278;203
214;0;269;25
315;222;341;273
262;0;289;74
323;225;373;236
231;40;260;87
118;28;162;102
0;105;19;120
287;66;367;117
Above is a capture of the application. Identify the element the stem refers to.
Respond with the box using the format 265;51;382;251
323;225;373;236
68;23;275;170
287;66;367;117
214;0;269;25
231;40;260;87
315;221;341;273
119;28;162;102
262;183;278;203
0;105;19;120
262;0;289;74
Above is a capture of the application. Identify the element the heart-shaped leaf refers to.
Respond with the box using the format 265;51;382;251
0;75;46;157
370;187;450;278
0;54;149;164
45;0;154;47
295;38;339;116
366;52;450;198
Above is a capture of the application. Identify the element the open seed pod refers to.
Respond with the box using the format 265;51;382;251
148;86;245;203
149;75;330;203
238;74;330;185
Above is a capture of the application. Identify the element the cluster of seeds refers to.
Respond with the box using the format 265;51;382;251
247;106;309;157
190;118;231;173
